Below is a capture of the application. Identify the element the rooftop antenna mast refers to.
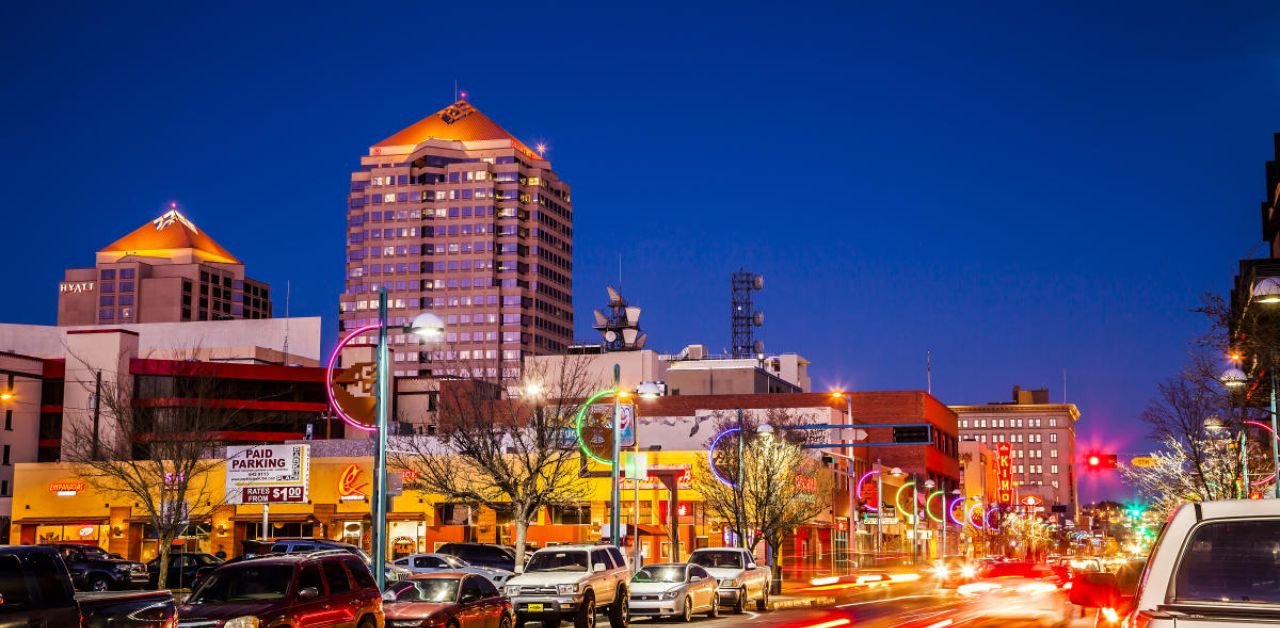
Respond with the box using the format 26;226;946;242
730;269;764;358
281;280;291;364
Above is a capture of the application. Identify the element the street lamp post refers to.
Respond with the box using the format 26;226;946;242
332;288;443;590
609;364;623;547
736;408;746;549
922;479;936;562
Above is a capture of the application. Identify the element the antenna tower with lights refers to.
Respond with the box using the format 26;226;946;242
592;286;646;352
730;269;765;358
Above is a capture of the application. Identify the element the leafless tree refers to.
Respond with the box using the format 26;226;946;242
693;408;831;593
61;353;250;590
392;356;596;568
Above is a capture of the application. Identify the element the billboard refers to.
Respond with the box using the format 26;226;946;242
226;444;310;505
997;442;1013;505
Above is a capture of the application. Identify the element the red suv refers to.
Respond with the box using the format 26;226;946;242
180;551;384;627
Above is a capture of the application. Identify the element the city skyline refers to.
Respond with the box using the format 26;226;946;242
6;2;1280;505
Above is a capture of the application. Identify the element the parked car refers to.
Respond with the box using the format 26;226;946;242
384;572;514;628
270;537;412;584
181;551;384;627
955;561;1072;626
436;542;520;573
628;562;719;622
503;544;631;628
1070;558;1147;627
686;547;771;613
1073;499;1280;628
145;551;222;589
0;545;177;627
393;553;515;585
50;542;150;592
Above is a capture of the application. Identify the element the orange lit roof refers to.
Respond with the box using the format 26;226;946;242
99;207;241;264
373;100;541;157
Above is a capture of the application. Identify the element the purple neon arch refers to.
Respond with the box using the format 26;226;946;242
986;505;1001;529
708;427;741;487
948;497;965;527
966;502;985;529
325;324;381;433
858;470;881;511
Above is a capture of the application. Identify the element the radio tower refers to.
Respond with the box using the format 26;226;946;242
730;269;764;358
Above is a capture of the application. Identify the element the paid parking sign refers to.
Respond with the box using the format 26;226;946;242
225;444;310;504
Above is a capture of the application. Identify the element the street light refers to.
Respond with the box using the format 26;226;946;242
630;380;662;568
1219;356;1280;499
921;479;936;562
328;290;444;590
830;390;858;570
0;391;13;403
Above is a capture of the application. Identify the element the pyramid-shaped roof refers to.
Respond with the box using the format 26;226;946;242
373;100;540;157
99;205;241;265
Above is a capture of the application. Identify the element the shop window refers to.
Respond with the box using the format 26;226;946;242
436;504;472;526
550;504;591;525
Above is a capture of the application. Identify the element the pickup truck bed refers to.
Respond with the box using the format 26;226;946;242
0;545;176;628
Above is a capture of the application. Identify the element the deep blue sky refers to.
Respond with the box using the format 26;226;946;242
4;2;1279;501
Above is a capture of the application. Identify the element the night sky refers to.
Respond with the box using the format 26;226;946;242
4;2;1279;501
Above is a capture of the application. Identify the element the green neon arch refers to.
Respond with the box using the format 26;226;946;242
895;481;917;520
574;388;618;465
926;491;945;522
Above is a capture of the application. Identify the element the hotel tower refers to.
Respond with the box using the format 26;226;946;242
341;100;574;379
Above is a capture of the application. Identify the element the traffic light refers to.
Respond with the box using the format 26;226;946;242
1084;453;1118;470
821;453;835;467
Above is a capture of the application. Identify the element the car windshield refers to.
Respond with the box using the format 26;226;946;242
386;579;460;603
79;547;110;560
690;551;743;569
633;566;686;583
1174;520;1280;605
979;563;1053;580
526;551;588;572
189;565;293;603
442;555;467;568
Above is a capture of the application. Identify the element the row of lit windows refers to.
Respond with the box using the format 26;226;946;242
1005;448;1057;459
961;417;1058;429
975;432;1058;444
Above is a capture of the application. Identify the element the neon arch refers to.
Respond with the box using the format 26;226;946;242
966;501;985;529
574;389;619;465
895;481;917;521
926;491;945;523
707;427;742;487
986;505;1001;529
948;496;966;527
325;324;382;433
857;470;881;511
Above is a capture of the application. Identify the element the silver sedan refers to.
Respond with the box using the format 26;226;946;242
392;553;515;586
629;563;720;622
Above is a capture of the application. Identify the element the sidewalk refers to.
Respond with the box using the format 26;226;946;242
767;581;836;610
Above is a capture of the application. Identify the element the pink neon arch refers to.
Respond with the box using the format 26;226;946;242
325;324;381;433
857;470;881;511
948;497;965;527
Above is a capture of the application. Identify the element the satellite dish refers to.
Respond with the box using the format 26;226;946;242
753;312;764;326
753;340;764;354
604;330;618;342
754;275;764;290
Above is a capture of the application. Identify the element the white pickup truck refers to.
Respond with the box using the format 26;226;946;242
503;544;632;628
687;547;771;613
1073;499;1280;627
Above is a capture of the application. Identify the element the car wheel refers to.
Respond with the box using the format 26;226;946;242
607;588;628;628
756;586;768;612
681;596;693;622
707;593;719;618
575;594;596;628
89;576;111;592
734;588;746;614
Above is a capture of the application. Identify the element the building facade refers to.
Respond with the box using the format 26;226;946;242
951;386;1081;518
340;100;574;380
59;204;271;326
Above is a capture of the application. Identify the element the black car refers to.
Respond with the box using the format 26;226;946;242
0;545;178;627
435;543;518;572
145;552;222;589
50;543;149;592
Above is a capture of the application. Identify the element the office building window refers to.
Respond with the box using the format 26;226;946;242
0;480;7;496
1049;419;1057;427
1050;464;1059;474
1049;433;1058;443
1050;449;1058;458
1051;480;1060;489
960;420;968;429
3;409;10;430
2;444;9;465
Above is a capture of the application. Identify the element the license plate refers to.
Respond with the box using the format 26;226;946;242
528;604;544;613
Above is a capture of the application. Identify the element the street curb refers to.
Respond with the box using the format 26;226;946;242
768;595;835;610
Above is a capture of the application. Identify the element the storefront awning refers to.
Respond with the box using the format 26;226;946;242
14;517;108;525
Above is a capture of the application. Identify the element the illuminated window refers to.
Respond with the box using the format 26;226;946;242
1048;419;1057;427
1050;464;1059;474
383;193;396;203
1049;449;1058;458
1049;433;1058;443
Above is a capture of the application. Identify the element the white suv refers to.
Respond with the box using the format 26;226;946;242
503;544;630;628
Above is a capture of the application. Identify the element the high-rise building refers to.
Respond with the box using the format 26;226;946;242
341;100;574;379
58;205;272;325
950;386;1081;518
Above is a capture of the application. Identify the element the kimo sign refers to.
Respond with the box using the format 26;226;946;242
225;444;310;505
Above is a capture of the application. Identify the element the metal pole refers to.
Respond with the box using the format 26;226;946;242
373;288;390;589
1241;428;1249;500
876;462;883;561
634;407;642;569
845;394;856;571
610;364;622;546
911;476;918;566
1271;371;1280;498
261;503;269;541
736;408;746;550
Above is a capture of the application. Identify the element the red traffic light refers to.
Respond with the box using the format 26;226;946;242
1084;453;1118;470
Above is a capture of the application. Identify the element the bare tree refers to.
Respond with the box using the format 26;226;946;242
392;356;596;568
61;355;249;590
693;408;831;593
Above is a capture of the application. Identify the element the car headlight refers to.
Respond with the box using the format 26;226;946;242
223;617;260;628
960;566;976;578
659;591;679;601
557;583;580;595
504;585;521;596
932;565;950;578
116;564;133;572
722;578;740;588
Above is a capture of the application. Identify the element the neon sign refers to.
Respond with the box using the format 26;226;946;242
325;325;381;432
338;464;368;500
59;281;95;294
996;442;1013;505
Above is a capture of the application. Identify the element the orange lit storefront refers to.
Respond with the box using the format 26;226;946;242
11;451;724;565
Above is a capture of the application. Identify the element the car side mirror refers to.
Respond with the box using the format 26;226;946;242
461;592;480;603
298;587;321;601
689;576;701;583
1068;572;1118;608
593;563;607;573
746;563;757;570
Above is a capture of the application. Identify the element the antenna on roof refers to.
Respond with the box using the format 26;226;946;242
282;280;290;364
